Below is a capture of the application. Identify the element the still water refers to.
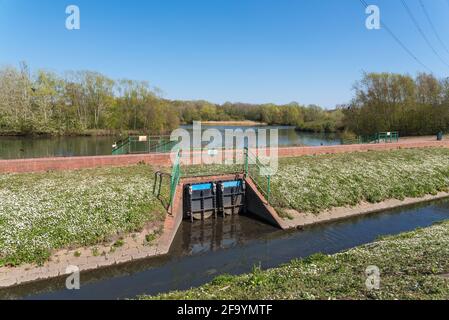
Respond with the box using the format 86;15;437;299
1;198;448;300
0;126;341;160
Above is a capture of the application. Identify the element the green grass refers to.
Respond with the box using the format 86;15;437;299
0;164;167;267
2;148;449;268
179;148;449;215
142;219;449;300
269;148;449;214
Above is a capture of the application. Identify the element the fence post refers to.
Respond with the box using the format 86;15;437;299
267;175;271;203
169;150;181;208
244;147;249;176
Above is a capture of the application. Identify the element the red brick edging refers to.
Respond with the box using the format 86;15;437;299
1;140;449;174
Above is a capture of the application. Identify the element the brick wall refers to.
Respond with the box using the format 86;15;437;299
0;153;172;174
1;140;449;174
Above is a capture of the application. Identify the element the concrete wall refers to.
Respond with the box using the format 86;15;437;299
1;140;449;174
244;177;286;229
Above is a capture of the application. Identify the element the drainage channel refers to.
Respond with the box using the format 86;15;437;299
1;198;449;300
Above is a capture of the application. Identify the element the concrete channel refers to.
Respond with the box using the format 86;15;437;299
2;141;449;295
1;198;449;300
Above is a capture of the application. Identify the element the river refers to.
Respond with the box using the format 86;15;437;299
0;126;341;160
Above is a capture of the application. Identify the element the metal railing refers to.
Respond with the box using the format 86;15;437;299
151;150;181;213
155;147;274;211
244;148;272;204
169;150;181;208
343;132;400;145
377;132;399;143
112;137;131;155
153;171;173;211
112;135;177;155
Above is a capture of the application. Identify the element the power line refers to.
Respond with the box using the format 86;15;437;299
419;0;449;56
358;0;433;73
400;0;449;69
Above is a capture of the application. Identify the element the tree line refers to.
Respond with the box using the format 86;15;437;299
1;64;447;137
344;72;449;136
0;64;343;136
174;101;344;132
0;63;180;135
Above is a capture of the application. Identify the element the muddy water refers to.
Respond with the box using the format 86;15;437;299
1;199;449;300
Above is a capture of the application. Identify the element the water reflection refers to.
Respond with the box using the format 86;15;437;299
0;127;341;160
2;199;448;300
0;135;118;160
175;215;276;256
181;125;341;148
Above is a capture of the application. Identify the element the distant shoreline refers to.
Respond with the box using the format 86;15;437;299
0;129;155;138
200;120;267;126
0;123;272;137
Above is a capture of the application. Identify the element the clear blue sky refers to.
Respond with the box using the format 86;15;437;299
1;0;449;108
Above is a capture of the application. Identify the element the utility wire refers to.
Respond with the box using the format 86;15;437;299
419;0;449;56
400;0;449;69
358;0;433;73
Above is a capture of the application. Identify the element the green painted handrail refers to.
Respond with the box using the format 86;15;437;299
112;137;131;155
112;135;176;155
169;150;181;208
342;132;400;145
244;148;272;204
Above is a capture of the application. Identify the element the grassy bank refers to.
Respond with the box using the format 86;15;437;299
143;219;449;300
2;148;449;268
182;148;449;215
270;148;449;214
0;165;166;267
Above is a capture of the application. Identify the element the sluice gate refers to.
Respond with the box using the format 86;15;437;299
183;179;246;222
154;148;285;230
